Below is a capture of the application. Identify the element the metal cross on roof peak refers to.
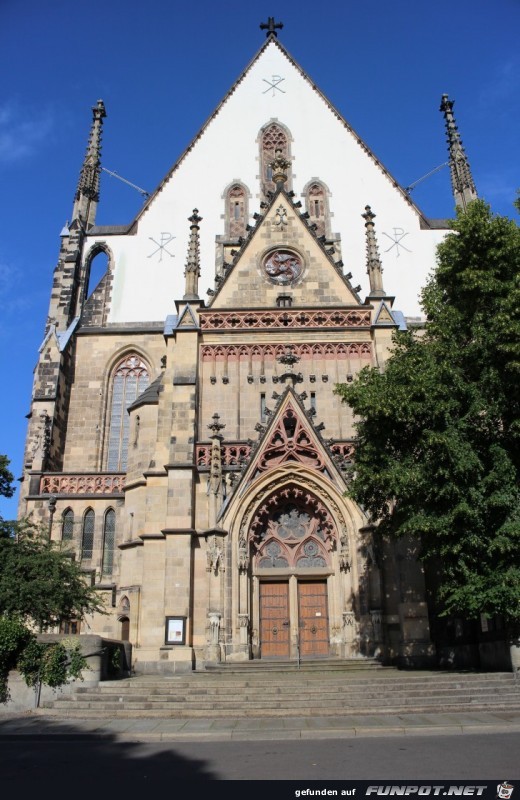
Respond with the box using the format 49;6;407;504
260;17;284;38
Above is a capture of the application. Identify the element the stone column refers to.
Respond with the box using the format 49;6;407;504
343;610;357;657
370;609;383;657
206;611;222;663
238;613;250;658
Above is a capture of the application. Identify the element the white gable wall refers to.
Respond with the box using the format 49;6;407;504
85;41;447;323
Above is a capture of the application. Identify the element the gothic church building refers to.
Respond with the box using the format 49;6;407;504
20;23;477;673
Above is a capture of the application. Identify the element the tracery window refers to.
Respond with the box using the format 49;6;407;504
81;509;95;561
102;508;115;575
226;183;248;239
253;493;332;570
305;182;329;238
260;122;291;197
106;354;149;471
62;508;74;542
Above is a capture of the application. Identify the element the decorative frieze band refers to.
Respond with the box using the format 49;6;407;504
201;342;372;361
196;443;251;468
199;308;371;331
40;473;126;496
196;441;355;469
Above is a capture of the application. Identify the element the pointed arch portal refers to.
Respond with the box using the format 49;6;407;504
247;482;337;659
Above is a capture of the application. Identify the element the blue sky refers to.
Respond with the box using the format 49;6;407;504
1;0;519;520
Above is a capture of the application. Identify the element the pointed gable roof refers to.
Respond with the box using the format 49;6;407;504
206;187;363;308
128;37;431;231
174;303;199;330
232;387;346;496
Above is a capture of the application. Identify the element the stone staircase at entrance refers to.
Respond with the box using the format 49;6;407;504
39;660;520;719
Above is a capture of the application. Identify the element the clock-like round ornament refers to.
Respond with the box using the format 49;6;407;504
263;249;303;285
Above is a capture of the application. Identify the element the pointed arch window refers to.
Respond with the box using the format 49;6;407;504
252;495;332;570
107;354;149;471
62;508;74;542
102;508;116;575
81;509;95;561
305;182;329;238
260;122;291;197
226;184;248;239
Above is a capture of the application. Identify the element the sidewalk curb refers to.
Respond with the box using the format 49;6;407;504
1;722;520;742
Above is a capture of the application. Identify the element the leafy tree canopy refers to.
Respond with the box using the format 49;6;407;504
0;456;101;703
335;200;520;623
0;518;106;631
0;455;14;501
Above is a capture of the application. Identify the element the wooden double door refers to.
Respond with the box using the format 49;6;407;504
259;580;329;659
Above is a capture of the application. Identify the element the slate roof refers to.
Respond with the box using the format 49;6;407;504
127;373;164;412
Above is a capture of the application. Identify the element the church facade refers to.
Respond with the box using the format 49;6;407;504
19;25;478;673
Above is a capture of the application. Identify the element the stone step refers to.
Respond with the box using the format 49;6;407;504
43;688;520;710
44;692;520;713
39;697;520;719
89;671;515;689
65;683;516;701
41;668;519;719
70;681;516;698
203;658;385;672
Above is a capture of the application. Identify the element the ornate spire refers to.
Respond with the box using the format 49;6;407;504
362;206;385;296
260;17;283;38
72;99;106;228
440;94;477;211
183;209;202;300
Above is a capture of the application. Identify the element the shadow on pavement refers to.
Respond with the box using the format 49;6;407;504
0;714;218;787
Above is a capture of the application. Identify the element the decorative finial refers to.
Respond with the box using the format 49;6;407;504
269;148;291;189
276;345;303;387
440;95;477;211
260;17;283;38
183;209;202;300
277;345;300;367
208;413;226;437
362;205;385;296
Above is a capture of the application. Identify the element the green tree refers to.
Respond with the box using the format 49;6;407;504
0;454;104;703
335;200;520;624
0;455;14;502
0;614;88;705
0;518;105;631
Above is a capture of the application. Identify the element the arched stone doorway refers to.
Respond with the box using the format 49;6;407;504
227;464;374;664
246;483;343;660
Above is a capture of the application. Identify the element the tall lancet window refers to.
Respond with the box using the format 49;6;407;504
102;508;116;575
305;181;329;238
62;508;74;542
260;122;291;197
226;183;248;239
106;354;149;471
81;509;95;561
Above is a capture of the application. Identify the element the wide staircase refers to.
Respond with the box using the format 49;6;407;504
39;659;520;719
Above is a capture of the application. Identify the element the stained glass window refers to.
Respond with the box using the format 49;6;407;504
102;508;115;574
107;354;149;470
81;509;95;560
62;508;74;542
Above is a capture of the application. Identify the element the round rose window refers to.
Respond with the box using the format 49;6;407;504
263;249;303;285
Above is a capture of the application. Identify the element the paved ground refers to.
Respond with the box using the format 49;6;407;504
1;709;520;741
